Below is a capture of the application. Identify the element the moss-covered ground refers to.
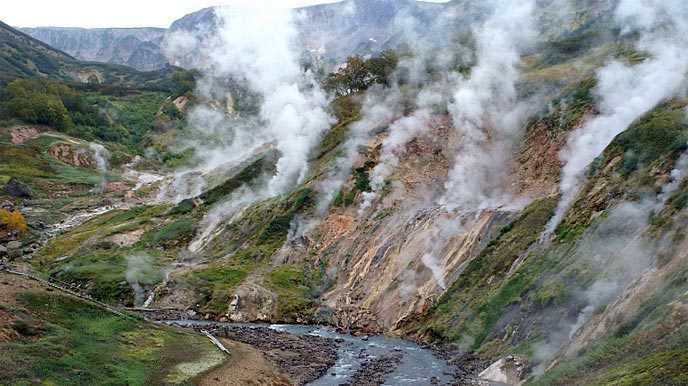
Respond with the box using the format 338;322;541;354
0;288;222;386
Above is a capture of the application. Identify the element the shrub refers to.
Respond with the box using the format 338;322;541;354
0;209;28;235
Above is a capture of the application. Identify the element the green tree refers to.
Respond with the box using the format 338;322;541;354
323;51;399;97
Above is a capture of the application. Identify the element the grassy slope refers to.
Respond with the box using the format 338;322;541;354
404;99;688;384
182;187;321;318
0;276;223;386
0;132;103;192
31;204;200;305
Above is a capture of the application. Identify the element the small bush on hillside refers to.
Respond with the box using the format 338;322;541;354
0;209;28;235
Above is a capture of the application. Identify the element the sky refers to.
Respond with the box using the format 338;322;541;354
2;0;449;29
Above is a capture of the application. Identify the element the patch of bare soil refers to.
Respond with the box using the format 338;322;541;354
9;126;39;144
0;272;48;342
183;324;337;385
196;339;292;386
0;272;44;306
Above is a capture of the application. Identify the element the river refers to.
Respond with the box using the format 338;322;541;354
166;320;456;385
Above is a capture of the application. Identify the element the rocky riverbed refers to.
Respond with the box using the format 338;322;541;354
165;321;460;386
167;321;338;385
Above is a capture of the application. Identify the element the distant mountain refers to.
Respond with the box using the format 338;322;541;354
23;0;468;71
21;27;167;71
0;20;191;92
165;0;466;67
20;0;616;72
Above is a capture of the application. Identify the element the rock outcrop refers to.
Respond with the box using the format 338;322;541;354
48;143;95;168
3;178;32;199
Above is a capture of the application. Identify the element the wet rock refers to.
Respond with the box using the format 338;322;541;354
3;178;32;199
0;245;7;257
341;351;403;386
227;283;276;322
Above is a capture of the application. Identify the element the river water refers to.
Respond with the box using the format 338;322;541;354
168;321;456;385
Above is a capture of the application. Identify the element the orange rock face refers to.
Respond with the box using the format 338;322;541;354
48;143;95;168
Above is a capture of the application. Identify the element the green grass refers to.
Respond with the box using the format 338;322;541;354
555;99;688;243
32;204;190;305
528;325;688;386
0;138;112;195
184;266;249;315
611;101;688;174
51;250;166;305
180;188;317;316
200;152;277;206
0;292;219;386
266;264;323;320
406;198;557;347
139;218;196;248
35;205;170;265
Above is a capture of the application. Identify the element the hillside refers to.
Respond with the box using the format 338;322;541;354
2;0;688;385
0;20;77;83
0;20;193;93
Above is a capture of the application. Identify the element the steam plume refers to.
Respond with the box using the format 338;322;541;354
90;143;110;194
163;5;333;248
440;0;536;211
544;0;688;236
125;254;157;307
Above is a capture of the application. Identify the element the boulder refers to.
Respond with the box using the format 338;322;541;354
0;245;7;257
478;356;528;386
6;241;22;259
3;178;32;199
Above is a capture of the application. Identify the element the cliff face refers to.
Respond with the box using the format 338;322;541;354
21;27;167;71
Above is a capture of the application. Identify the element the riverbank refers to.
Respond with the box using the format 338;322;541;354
164;321;462;386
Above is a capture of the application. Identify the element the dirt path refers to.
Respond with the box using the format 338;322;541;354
196;339;292;386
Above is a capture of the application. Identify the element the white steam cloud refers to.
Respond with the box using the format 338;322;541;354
544;0;688;237
533;150;688;371
208;6;333;196
440;0;536;212
360;109;432;213
162;5;333;249
125;254;158;307
90;143;110;194
294;85;404;238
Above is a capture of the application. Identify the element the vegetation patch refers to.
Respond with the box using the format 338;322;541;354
405;198;557;347
200;151;277;207
184;266;249;315
0;291;218;385
266;264;323;320
139;218;196;248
